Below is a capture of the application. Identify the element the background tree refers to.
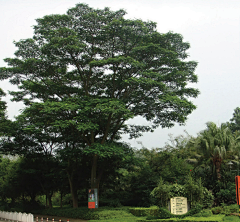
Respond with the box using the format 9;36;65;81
18;155;61;208
0;157;20;207
195;122;236;180
0;88;12;137
227;107;240;134
0;107;86;208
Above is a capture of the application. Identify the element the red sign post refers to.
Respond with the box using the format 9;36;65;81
235;176;240;216
235;176;240;204
88;189;98;209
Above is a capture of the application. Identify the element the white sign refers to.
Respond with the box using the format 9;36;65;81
170;197;188;215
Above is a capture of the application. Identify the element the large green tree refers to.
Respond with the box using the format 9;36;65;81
0;3;199;205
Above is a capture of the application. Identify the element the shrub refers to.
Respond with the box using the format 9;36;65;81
212;206;223;215
224;204;239;214
212;204;239;216
187;203;204;216
157;207;172;219
193;209;213;217
202;187;214;208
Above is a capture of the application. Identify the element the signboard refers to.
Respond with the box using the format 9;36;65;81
88;189;98;209
235;176;240;205
170;197;188;215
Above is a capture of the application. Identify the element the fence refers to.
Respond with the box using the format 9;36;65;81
0;211;34;222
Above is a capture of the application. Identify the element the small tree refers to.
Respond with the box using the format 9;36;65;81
151;177;170;207
184;174;204;207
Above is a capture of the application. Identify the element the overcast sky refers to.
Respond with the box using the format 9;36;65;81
1;0;240;149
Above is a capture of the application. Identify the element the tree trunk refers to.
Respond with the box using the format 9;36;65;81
46;192;53;208
68;173;78;208
30;193;36;203
215;159;222;180
91;155;103;207
91;155;98;189
60;191;63;208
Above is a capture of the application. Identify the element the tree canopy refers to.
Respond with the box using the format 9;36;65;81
1;3;199;136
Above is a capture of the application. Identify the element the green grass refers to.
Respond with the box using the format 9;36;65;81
89;215;233;222
33;204;240;222
88;210;227;222
183;214;225;221
222;215;240;221
88;206;147;221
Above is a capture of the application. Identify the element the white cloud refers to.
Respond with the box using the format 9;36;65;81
1;0;240;148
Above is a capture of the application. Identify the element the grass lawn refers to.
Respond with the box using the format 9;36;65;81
32;205;240;221
88;206;147;222
222;216;240;221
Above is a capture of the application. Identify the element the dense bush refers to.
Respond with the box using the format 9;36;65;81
215;186;236;206
156;207;173;219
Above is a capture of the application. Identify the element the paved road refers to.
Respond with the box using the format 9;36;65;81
0;215;88;222
34;215;88;222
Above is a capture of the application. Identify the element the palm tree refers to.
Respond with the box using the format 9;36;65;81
196;122;236;180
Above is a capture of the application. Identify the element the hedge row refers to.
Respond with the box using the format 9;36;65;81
32;207;99;220
130;206;227;221
137;220;222;222
136;215;225;222
129;207;159;217
33;206;135;220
